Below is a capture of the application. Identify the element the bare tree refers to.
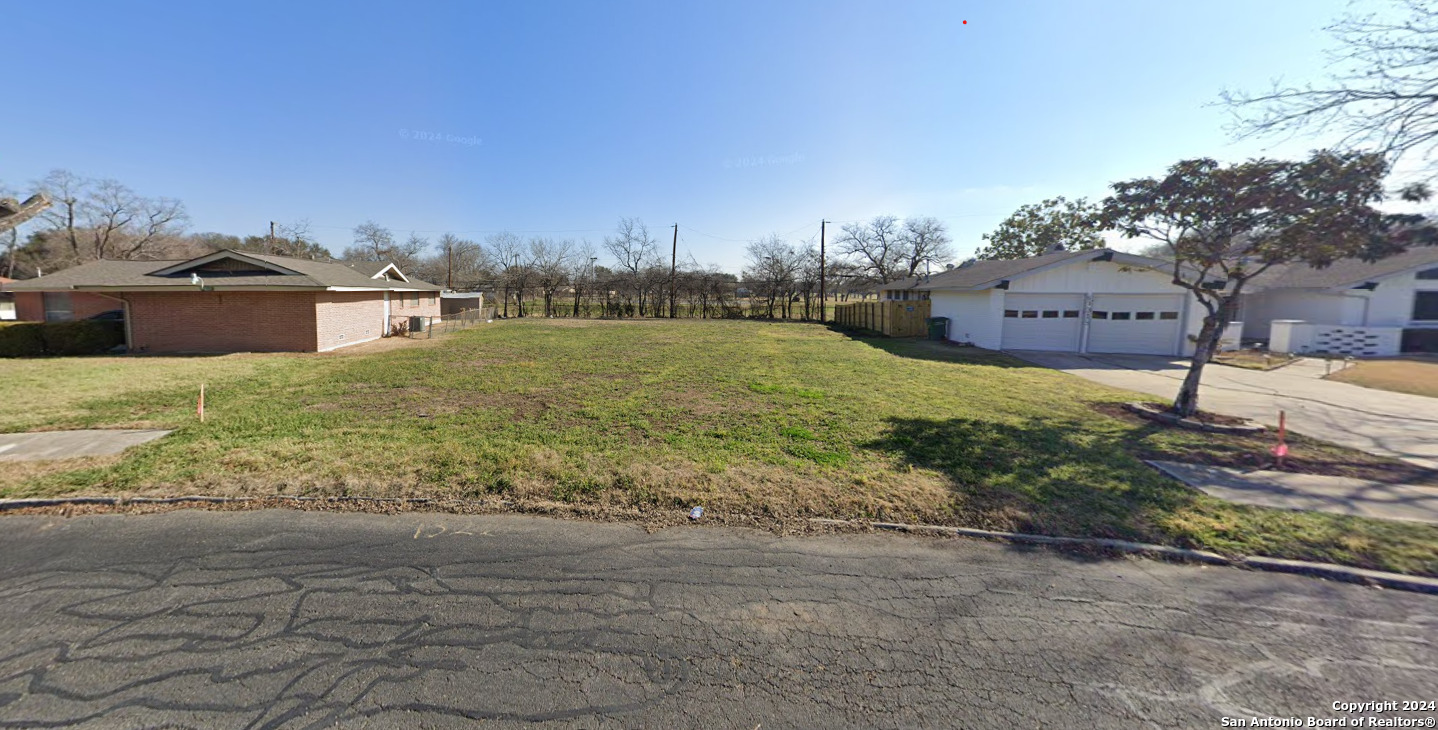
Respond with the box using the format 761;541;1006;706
743;235;805;318
603;217;658;316
342;222;425;270
530;237;574;316
29;170;189;264
487;231;529;317
898;217;955;277
423;233;488;289
345;221;396;261
569;240;598;317
834;215;904;283
1224;0;1438;189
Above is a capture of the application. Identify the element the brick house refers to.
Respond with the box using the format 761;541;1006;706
1;250;442;353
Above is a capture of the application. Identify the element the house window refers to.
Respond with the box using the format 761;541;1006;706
1004;309;1018;318
1041;310;1059;318
1091;311;1109;319
1135;311;1155;320
429;293;437;304
1111;312;1132;320
410;293;420;305
1062;310;1079;318
42;292;73;322
1021;310;1038;319
1159;311;1179;320
1415;291;1438;321
1417;267;1438;280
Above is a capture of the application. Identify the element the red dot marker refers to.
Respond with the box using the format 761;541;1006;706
962;20;967;24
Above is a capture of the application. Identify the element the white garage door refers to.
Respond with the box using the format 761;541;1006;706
1000;294;1083;351
1087;294;1184;355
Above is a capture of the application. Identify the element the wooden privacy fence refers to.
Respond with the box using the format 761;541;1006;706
833;300;931;337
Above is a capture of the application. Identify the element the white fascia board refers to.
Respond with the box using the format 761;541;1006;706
327;286;433;292
370;263;411;282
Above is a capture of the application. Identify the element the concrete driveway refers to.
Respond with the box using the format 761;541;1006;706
1010;351;1438;469
0;510;1434;729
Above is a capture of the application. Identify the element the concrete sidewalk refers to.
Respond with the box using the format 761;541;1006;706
1012;351;1438;469
0;429;171;461
1148;460;1438;525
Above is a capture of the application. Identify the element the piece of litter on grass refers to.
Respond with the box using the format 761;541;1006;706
689;506;704;520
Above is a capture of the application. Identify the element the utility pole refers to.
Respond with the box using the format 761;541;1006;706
268;221;276;254
819;220;827;323
446;239;454;291
669;223;678;318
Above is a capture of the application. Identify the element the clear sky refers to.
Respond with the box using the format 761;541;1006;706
2;0;1356;271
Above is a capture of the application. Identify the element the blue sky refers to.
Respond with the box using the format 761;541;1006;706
3;0;1355;270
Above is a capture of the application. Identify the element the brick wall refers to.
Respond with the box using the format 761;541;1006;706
315;292;386;351
12;292;120;322
121;291;318;353
386;290;441;333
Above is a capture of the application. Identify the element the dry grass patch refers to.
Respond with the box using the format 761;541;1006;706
2;318;1435;576
1325;358;1438;398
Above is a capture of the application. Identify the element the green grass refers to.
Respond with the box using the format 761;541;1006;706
3;318;1435;576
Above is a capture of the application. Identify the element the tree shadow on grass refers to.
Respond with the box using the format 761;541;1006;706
861;415;1200;559
828;327;1038;369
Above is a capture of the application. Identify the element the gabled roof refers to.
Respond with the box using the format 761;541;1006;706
1246;245;1438;292
902;249;1172;292
1;250;441;292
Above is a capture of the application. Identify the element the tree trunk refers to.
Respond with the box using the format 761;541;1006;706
1172;296;1238;418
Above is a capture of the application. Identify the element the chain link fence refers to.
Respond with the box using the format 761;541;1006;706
388;307;496;339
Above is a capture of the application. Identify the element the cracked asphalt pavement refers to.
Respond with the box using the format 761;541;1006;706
0;510;1434;729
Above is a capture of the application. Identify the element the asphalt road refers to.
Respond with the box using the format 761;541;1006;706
0;510;1434;729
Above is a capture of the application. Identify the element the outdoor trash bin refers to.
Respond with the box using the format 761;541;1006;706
926;317;949;341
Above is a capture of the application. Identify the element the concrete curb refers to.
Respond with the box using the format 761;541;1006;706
0;495;438;510
809;518;1438;595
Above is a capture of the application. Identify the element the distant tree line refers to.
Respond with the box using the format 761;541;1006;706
1;168;958;322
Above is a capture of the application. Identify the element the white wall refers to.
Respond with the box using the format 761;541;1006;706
1242;266;1438;339
931;290;1003;349
1241;290;1366;339
1368;268;1438;327
1009;259;1185;294
931;259;1205;355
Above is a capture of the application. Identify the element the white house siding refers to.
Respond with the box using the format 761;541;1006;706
1010;260;1204;356
1242;267;1438;340
1241;290;1366;340
930;290;1004;349
1368;268;1438;327
930;259;1205;356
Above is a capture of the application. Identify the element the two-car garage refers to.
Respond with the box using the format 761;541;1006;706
918;249;1205;357
999;293;1185;355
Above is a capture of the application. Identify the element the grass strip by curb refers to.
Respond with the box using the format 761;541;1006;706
1;496;1434;595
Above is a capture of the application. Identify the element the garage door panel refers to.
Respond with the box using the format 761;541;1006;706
1001;294;1083;351
1088;294;1183;355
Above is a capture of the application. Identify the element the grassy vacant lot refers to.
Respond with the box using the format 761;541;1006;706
2;319;1435;576
1326;357;1438;398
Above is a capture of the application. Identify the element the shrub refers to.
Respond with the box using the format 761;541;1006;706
0;323;46;357
0;320;124;357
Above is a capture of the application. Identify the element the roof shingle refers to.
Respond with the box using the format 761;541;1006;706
1;250;440;292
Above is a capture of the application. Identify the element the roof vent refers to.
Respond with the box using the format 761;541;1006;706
958;258;977;268
1045;242;1066;253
